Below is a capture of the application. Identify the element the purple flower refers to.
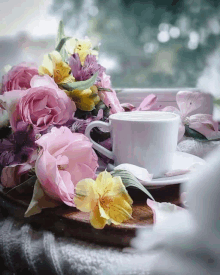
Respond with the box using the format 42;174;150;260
69;53;105;81
0;151;15;175
0;122;37;176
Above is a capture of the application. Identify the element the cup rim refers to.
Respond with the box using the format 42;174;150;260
109;111;180;122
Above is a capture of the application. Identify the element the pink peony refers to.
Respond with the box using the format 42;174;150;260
1;62;39;93
10;75;76;132
97;72;124;114
35;126;99;206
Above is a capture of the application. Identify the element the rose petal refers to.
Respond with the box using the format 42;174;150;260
57;170;75;206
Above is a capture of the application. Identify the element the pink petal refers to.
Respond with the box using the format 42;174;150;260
0;89;28;113
165;169;190;177
136;94;157;111
70;162;97;185
176;91;204;118
35;150;59;199
57;170;75;206
33;96;48;111
101;89;124;114
95;109;104;120
188;114;220;139
56;155;69;166
30;75;58;90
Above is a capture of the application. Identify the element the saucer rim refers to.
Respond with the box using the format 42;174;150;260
97;151;206;187
140;151;206;186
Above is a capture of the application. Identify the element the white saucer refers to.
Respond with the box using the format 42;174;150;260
97;151;206;188
140;151;206;188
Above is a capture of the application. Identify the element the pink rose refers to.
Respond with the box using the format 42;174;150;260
35;126;98;206
1;62;39;93
97;72;124;114
10;75;76;132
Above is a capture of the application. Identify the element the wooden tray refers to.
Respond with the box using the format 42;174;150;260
0;184;181;248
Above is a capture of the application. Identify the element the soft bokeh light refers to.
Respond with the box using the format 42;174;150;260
157;31;170;43
169;27;180;39
2;0;220;89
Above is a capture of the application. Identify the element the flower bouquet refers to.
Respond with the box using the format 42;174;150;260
0;21;152;230
0;21;219;232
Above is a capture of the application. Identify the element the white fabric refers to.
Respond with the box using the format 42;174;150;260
110;145;220;275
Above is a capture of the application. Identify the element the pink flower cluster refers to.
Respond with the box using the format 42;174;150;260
35;127;98;206
1;62;38;93
0;63;100;208
1;73;75;133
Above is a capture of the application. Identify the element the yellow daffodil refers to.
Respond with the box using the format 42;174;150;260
74;171;133;229
39;51;75;84
65;38;98;65
66;85;100;111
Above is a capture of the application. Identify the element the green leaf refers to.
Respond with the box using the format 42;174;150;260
24;179;61;217
56;20;65;46
55;37;71;52
213;98;220;106
60;72;98;91
111;169;154;200
93;44;99;51
98;88;112;92
56;20;69;61
184;125;208;141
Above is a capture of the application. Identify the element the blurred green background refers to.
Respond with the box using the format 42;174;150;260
1;0;220;89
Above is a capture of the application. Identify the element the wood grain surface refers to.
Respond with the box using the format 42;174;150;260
0;184;181;247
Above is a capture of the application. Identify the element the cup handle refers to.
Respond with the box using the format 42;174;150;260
85;121;114;160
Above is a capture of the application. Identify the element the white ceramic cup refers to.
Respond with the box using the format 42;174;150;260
85;111;180;178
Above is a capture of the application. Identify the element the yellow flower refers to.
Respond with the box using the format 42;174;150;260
39;51;75;84
66;85;100;111
74;171;133;229
65;38;98;65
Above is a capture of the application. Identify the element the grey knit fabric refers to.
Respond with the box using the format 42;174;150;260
0;200;153;275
